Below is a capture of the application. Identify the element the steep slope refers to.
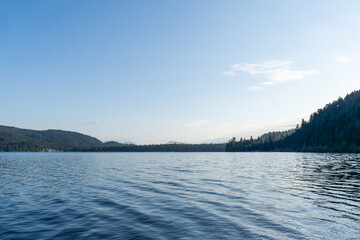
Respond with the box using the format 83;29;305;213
284;90;360;152
226;90;360;152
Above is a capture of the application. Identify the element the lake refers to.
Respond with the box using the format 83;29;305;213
0;152;359;239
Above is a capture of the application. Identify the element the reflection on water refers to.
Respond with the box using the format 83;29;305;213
0;152;359;239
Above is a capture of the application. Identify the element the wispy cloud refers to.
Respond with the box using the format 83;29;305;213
185;120;209;127
81;121;101;126
336;54;360;63
225;60;317;90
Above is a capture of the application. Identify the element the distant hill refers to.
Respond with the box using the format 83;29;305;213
0;125;102;151
103;141;124;147
200;139;228;144
259;129;295;141
226;90;360;153
103;141;136;147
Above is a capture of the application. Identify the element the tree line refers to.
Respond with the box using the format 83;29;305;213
75;143;226;152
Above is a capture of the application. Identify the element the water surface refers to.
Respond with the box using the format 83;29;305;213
1;152;359;239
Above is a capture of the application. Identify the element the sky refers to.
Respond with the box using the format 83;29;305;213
1;0;360;144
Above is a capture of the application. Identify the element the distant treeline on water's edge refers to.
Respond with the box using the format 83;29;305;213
0;125;226;152
75;144;226;152
1;89;360;153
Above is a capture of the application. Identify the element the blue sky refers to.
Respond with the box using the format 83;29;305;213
1;0;360;144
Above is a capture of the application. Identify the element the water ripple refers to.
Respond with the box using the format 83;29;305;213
1;152;360;239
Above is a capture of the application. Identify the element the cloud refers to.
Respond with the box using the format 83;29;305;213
225;60;317;89
336;54;360;63
81;121;100;126
185;120;209;127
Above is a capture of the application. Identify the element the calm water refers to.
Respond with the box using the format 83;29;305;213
1;153;360;239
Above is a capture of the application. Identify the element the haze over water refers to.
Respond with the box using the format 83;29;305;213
1;152;359;239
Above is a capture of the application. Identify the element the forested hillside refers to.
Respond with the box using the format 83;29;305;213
0;126;103;151
226;90;360;153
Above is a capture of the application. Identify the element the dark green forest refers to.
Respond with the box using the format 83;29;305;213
76;143;226;152
226;90;360;153
0;126;102;151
